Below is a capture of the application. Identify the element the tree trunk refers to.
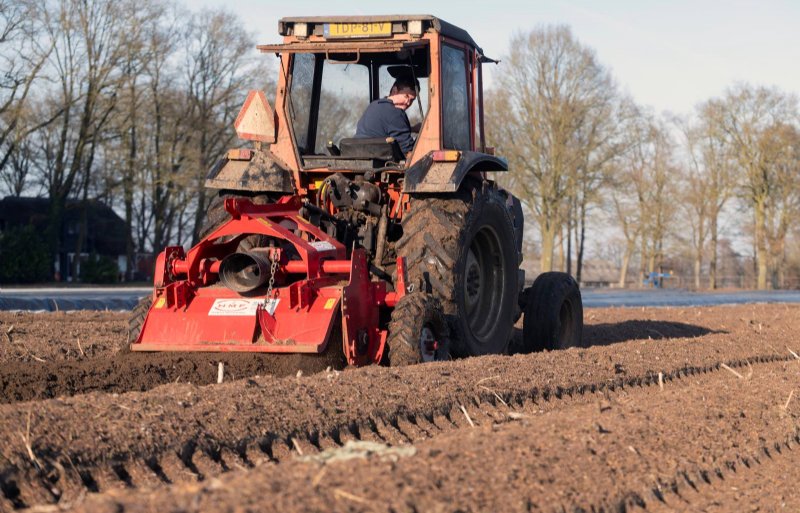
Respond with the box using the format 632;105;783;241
693;253;701;290
709;215;718;289
47;198;66;281
618;238;635;288
123;71;137;281
565;206;572;276
576;199;586;285
72;145;95;281
539;220;556;272
638;237;647;287
191;129;210;246
73;185;89;282
754;202;768;290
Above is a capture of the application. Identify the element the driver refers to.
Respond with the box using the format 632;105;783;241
354;76;420;155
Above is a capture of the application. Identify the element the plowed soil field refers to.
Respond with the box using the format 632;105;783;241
1;303;799;512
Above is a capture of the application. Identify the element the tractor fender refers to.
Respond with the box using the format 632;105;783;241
205;148;294;193
403;151;508;193
496;187;524;262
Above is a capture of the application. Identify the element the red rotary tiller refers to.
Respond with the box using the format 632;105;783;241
134;196;410;366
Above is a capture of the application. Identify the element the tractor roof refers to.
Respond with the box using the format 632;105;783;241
275;15;484;55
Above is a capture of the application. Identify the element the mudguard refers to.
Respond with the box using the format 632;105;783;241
205;148;295;193
403;151;508;193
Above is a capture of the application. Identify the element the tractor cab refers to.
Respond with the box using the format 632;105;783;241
257;16;493;176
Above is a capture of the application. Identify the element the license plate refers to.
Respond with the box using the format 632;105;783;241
324;22;391;39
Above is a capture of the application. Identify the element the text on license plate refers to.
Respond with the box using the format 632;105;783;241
324;22;391;38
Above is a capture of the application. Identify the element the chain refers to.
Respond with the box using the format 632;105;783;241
263;249;278;308
166;251;178;282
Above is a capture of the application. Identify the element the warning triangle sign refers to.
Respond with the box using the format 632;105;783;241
234;90;276;143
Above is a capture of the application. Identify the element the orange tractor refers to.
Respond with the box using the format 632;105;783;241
129;15;583;365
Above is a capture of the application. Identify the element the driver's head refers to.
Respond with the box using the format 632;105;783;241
389;76;420;110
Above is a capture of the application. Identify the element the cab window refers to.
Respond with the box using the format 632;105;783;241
289;53;315;154
441;43;471;150
316;60;370;153
378;65;429;127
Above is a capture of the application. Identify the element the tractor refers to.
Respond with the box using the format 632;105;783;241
128;15;583;366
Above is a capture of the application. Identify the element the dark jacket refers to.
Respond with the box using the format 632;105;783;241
355;98;415;153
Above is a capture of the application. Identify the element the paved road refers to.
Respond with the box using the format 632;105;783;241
581;288;800;308
3;286;800;312
0;287;151;311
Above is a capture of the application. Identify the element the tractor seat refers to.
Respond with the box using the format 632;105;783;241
339;137;404;163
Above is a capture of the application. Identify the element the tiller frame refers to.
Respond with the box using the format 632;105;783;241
132;197;407;366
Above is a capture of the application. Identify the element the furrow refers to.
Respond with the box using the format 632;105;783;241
0;349;793;510
592;432;800;513
0;350;344;405
65;359;800;513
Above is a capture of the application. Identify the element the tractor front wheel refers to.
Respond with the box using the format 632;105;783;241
521;272;583;352
387;292;450;366
125;295;152;353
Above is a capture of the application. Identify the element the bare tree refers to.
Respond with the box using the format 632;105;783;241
31;0;141;279
677;103;737;289
487;25;618;272
0;0;279;282
760;123;800;288
140;9;190;254
570;92;627;282
608;107;675;287
709;84;799;289
106;0;163;279
183;9;257;245
0;0;54;191
2;137;34;196
639;120;675;282
610;190;641;287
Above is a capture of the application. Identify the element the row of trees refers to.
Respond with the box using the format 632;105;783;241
2;6;797;289
487;26;800;290
0;0;266;279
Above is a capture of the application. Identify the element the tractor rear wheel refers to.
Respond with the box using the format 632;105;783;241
396;181;519;357
125;295;152;353
387;292;450;366
522;272;583;352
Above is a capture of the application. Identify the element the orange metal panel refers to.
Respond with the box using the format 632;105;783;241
269;54;303;189
408;33;441;166
258;40;425;54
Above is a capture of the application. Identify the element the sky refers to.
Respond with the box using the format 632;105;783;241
198;0;800;115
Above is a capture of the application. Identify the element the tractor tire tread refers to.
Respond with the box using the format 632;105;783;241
521;272;583;352
396;180;518;357
387;292;449;366
126;296;153;352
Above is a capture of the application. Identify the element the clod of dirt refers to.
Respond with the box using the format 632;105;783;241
298;441;416;465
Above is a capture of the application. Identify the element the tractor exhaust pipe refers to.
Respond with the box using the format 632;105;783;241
219;250;273;293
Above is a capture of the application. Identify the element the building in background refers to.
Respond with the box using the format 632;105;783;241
0;196;127;282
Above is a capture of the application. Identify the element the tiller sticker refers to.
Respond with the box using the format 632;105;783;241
309;240;337;252
208;298;280;316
